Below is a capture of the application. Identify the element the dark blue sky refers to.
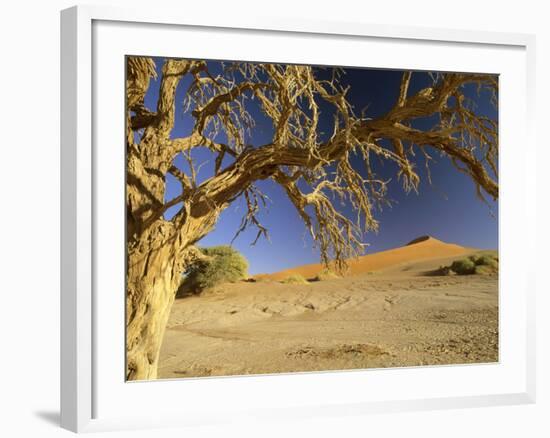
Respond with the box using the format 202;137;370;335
140;58;498;275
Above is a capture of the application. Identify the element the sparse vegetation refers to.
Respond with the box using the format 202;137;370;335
436;252;499;276
469;254;498;268
280;274;309;285
450;258;477;275
181;246;249;293
312;269;340;282
474;265;496;275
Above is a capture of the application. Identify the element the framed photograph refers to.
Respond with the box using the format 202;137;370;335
61;5;536;433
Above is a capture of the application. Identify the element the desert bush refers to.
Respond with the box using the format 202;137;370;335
312;269;340;282
475;264;498;275
474;253;498;274
468;254;481;264
476;254;498;267
436;252;498;277
450;258;476;275
181;245;249;293
280;274;309;285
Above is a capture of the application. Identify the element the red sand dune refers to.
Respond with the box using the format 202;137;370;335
256;236;473;281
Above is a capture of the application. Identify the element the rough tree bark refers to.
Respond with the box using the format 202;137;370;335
125;58;217;380
125;57;498;380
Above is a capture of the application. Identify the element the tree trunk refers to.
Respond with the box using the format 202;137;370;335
125;212;221;380
125;58;224;380
125;222;182;380
126;264;178;380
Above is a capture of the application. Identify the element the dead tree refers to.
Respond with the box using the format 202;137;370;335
126;57;498;380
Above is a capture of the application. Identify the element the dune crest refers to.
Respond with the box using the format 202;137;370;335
256;236;472;280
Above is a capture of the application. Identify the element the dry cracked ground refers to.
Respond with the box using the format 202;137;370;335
157;253;498;379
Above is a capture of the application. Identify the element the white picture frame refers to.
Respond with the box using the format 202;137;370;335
60;4;537;433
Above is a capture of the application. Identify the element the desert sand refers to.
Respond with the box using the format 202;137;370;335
256;235;472;280
158;237;498;379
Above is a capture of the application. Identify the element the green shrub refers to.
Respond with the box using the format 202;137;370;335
182;246;249;292
476;255;498;267
450;258;476;275
280;274;309;285
312;269;340;282
468;254;481;264
475;264;498;275
474;253;498;274
435;251;498;277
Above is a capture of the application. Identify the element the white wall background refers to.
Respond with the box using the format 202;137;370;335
0;1;547;437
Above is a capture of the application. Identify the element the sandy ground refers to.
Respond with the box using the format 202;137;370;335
158;239;498;379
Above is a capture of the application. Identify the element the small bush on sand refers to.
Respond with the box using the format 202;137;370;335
476;255;498;267
435;252;498;276
181;246;249;293
434;251;498;277
475;264;497;275
281;274;309;285
468;254;480;265
476;254;498;274
450;258;476;275
312;269;340;282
